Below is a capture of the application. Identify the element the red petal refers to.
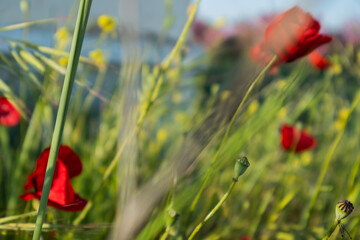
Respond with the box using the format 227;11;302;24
0;97;21;126
308;50;331;69
281;124;296;150
48;161;76;205
263;6;332;62
20;193;87;212
295;130;317;152
57;145;82;178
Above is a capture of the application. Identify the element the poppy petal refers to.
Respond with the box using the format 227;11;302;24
0;97;21;126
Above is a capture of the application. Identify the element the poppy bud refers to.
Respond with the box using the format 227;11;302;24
335;199;354;221
233;156;250;181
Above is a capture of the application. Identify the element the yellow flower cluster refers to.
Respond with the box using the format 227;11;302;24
58;57;69;67
334;108;350;131
97;15;117;33
330;63;342;75
55;27;71;48
246;100;259;116
89;49;105;68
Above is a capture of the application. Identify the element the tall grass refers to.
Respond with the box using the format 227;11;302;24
0;1;359;240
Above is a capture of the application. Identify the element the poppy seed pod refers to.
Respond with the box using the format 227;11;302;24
336;199;354;221
233;156;250;181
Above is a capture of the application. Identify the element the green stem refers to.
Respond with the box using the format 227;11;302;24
322;221;338;240
72;0;201;225
32;1;92;239
301;90;360;228
0;211;37;224
189;56;277;213
188;179;237;240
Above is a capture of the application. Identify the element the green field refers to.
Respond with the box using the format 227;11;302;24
0;1;359;239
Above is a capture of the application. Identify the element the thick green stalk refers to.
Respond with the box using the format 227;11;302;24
32;1;92;239
188;179;237;240
189;56;277;212
301;90;360;228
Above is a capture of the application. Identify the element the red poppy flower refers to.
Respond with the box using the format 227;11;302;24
307;50;331;69
0;97;20;126
240;236;251;240
20;145;87;212
263;6;332;62
281;124;317;153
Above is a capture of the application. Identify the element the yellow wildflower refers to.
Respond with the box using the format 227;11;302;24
55;27;71;47
334;108;349;131
89;49;105;67
58;57;68;67
276;80;287;90
330;63;342;75
246;100;259;116
220;90;231;101
277;107;287;119
156;129;167;142
300;152;312;166
97;15;117;33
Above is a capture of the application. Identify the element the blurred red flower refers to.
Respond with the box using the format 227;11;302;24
0;97;20;126
281;124;317;153
307;50;331;69
264;6;332;62
240;236;251;240
20;145;87;212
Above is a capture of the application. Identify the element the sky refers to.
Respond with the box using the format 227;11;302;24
196;0;360;31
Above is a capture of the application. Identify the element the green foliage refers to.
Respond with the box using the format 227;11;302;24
0;1;360;240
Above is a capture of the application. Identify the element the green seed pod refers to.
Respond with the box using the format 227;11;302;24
335;199;354;221
233;156;250;181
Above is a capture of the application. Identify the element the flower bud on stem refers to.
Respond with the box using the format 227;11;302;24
188;157;250;240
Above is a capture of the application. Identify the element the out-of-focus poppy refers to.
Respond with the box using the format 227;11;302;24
20;145;87;212
281;124;317;153
307;50;331;69
0;97;20;126
264;6;332;62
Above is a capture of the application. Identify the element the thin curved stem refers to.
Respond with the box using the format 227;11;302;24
189;56;277;213
188;179;237;240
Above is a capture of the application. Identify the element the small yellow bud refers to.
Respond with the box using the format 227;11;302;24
330;63;342;75
246;100;259;116
220;90;231;101
98;15;117;33
277;107;287;119
276;80;287;90
89;49;105;67
55;27;71;47
58;57;69;67
156;129;167;142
